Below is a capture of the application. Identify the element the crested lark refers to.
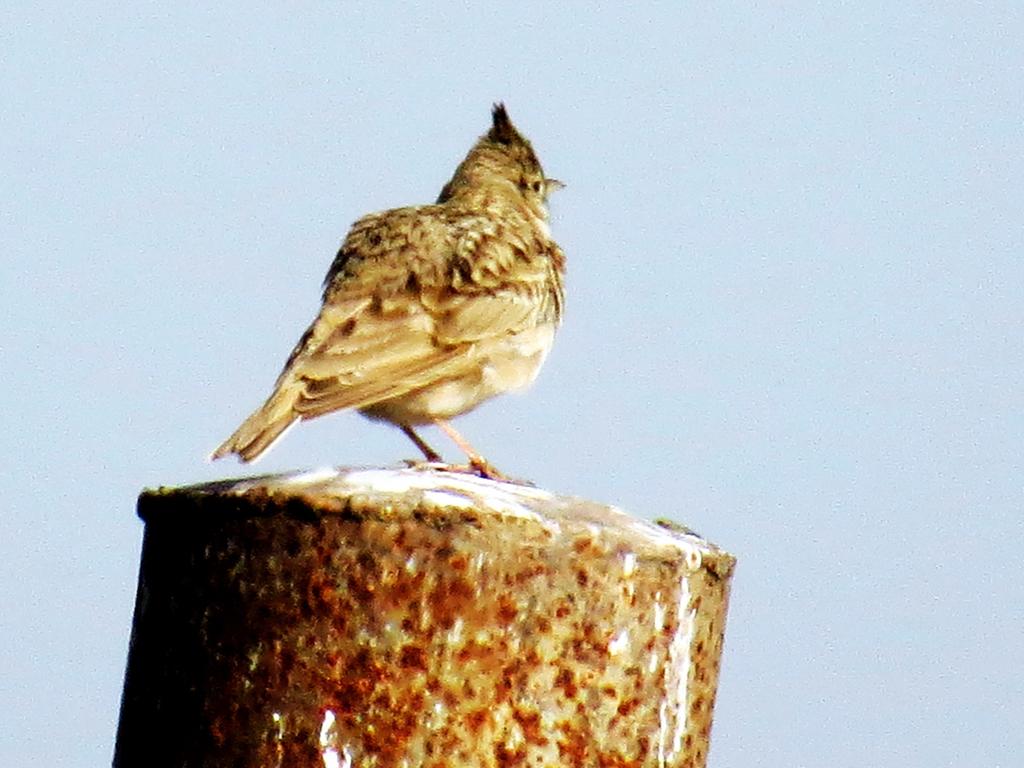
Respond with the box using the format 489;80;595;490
211;104;565;476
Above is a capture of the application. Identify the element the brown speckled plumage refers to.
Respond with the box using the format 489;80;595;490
212;105;564;473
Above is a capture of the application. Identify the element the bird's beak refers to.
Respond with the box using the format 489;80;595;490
545;178;566;197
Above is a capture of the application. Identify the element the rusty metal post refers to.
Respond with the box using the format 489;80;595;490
114;467;735;767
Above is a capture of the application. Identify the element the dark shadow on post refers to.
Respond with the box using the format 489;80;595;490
114;467;735;768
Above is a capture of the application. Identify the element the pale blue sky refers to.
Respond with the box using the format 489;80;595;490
3;4;1022;766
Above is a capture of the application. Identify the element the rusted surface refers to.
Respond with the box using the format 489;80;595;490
114;467;735;767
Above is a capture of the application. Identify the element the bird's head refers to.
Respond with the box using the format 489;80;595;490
438;104;562;216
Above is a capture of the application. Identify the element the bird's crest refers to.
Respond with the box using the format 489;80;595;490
488;103;521;145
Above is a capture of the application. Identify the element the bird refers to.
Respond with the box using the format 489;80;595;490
210;103;565;477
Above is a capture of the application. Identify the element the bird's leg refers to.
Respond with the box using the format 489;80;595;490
401;425;443;462
433;419;506;480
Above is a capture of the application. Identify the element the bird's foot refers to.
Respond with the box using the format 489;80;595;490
467;455;508;481
405;457;533;486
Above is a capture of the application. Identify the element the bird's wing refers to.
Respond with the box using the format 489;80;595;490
283;297;467;417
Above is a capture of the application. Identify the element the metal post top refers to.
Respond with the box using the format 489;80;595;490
138;465;734;576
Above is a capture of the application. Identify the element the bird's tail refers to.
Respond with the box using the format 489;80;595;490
210;386;300;463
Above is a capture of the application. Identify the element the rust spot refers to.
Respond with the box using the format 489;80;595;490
511;562;547;584
494;741;527;767
497;595;518;624
447;552;469;571
513;707;547;746
466;707;490;734
398;644;427;671
556;720;589;767
555;666;578;699
616;697;639;717
572;536;594;554
455;639;494;664
596;751;636;768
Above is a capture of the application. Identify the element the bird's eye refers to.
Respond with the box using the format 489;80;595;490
518;177;545;196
